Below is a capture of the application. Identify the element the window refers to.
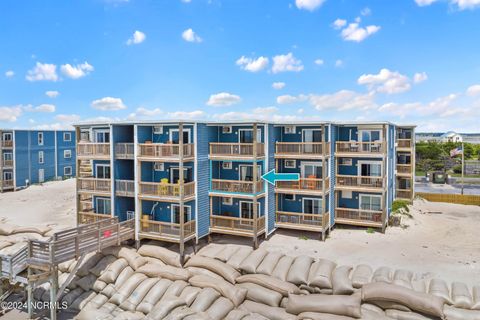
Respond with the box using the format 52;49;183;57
64;166;72;176
64;150;72;159
239;165;261;181
3;153;12;162
95;130;110;143
284;126;295;134
303;198;322;214
397;153;411;165
239;201;260;221
170;129;191;144
284;160;296;169
360;130;381;142
154;162;164;171
2;132;12;141
358;161;382;177
222;161;232;169
95;164;111;179
222;126;232;134
222;197;233;205
238;129;262;143
96;198;111;215
38;151;44;164
153;126;163;134
342;190;352;199
301;162;322;179
3;171;13;181
63;132;71;142
285;194;295;201
339;158;352;166
170;167;191;183
171;204;191;223
360;194;382;211
38;132;44;145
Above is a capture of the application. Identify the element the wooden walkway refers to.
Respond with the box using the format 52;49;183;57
416;192;480;206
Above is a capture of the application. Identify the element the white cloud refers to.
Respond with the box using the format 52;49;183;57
272;82;286;90
181;0;192;2
182;28;202;43
206;92;241;107
272;53;304;73
332;19;347;29
26;62;58;82
276;94;308;104
127;107;163;119
60;62;94;79
167;110;205;119
34;104;56;113
295;0;326;11
340;21;381;42
361;7;372;16
45;90;60;98
214;107;301;122
466;84;480;96
236;56;269;72
55;114;81;122
5;70;14;78
314;59;324;66
452;0;480;9
34;123;74;130
0;105;24;122
415;0;438;6
309;90;377;111
413;72;428;83
91;97;127;111
358;68;411;94
335;59;344;67
126;30;146;45
378;94;459;118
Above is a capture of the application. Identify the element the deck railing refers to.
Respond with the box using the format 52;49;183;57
397;139;412;148
211;179;264;194
1;140;13;148
138;143;194;159
209;143;265;157
140;219;196;240
336;175;384;189
139;181;195;198
2;159;13;167
276;178;325;191
77;177;111;193
276;211;329;229
78;211;111;224
335;141;385;154
396;164;412;175
396;189;413;199
335;207;384;224
115;143;134;159
2;180;14;188
275;142;330;156
115;179;135;197
77;142;110;158
210;215;265;235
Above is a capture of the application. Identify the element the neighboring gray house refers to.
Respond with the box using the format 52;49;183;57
416;131;480;144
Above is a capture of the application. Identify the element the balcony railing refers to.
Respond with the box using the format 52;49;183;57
335;207;384;225
336;175;384;189
77;142;110;159
77;178;111;194
211;179;264;194
210;215;265;236
115;143;134;159
1;140;13;148
336;141;385;154
115;179;135;197
2;160;13;167
396;189;413;199
2;180;14;188
138;181;195;198
78;211;111;225
276;178;326;192
396;164;412;175
138;143;194;159
275;142;330;156
397;139;412;149
139;218;196;241
209;143;265;157
276;211;329;230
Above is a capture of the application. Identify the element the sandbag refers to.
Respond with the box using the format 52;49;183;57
0;224;16;236
197;243;225;259
137;244;182;267
0;241;12;251
58;259;75;273
369;300;412;312
372;266;392;283
109;272;147;305
183;312;212;320
215;244;241;262
118;247;147;270
137;263;191;281
242;314;270;320
332;266;354;295
187;266;224;280
74;307;114;320
190;287;221;312
237;282;283;307
393;270;414;289
91;255;117;277
206;296;235;320
77;252;104;277
241;300;297;320
225;309;250;320
179;286;201;306
86;293;109;309
67;275;81;290
101;245;122;257
71;290;97;311
93;278;108;292
188;275;247;307
385;309;435;320
146;296;186;320
451;281;473;309
114;311;145;320
185;255;240;284
239;248;268;274
473;285;480;310
164;280;189;297
428;279;453;304
309;259;337;289
362;282;445;318
119;277;158;311
361;303;385;315
76;274;97;291
164;306;196;320
61;288;84;306
286;294;362;318
272;255;295;281
281;297;289;308
136;278;172;314
297;312;356;319
256;251;283;276
412;280;428;293
226;246;253;270
12;225;51;235
286;255;313;285
443;305;480;320
351;264;373;289
98;258;129;284
236;273;300;297
144;256;166;266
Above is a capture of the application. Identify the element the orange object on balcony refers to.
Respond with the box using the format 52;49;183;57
307;175;316;189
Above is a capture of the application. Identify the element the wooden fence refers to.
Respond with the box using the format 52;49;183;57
416;192;480;206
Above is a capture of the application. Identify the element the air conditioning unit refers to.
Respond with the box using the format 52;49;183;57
154;162;164;171
340;158;353;166
153;126;163;134
284;126;295;134
222;161;232;169
222;126;232;134
126;211;135;220
284;160;296;168
222;197;233;205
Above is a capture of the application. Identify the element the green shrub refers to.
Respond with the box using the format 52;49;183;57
366;228;375;234
392;199;410;213
452;164;462;174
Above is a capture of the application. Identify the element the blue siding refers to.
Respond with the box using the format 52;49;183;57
211;196;265;218
56;130;76;178
196;124;210;238
267;124;275;233
142;199;196;222
329;124;336;226
137;125;195;144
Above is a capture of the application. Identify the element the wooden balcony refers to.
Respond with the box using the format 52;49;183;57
396;164;412;176
335;207;385;227
276;211;329;232
210;215;265;237
139;218;196;242
275;142;330;158
77;142;110;159
397;139;413;149
138;181;195;201
115;179;135;197
210;179;264;196
335;175;384;191
2;159;13;167
209;143;265;159
115;143;134;159
1;140;13;148
78;211;111;225
275;177;329;195
138;143;194;161
396;189;413;200
2;180;14;189
77;177;111;195
335;141;385;156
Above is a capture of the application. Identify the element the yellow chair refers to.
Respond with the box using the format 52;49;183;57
159;178;169;196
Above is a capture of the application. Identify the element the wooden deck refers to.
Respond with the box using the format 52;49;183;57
77;142;110;159
275;142;330;158
0;244;28;283
78;211;111;224
138;181;195;201
396;164;413;176
275;211;329;232
1;180;14;189
396;189;413;200
1;140;13;148
137;143;194;161
77;177;111;195
210;179;264;195
209;143;265;159
335;175;385;191
275;178;328;195
209;215;266;237
139;219;196;243
334;207;384;228
115;179;135;197
335;141;385;157
397;139;413;150
115;143;134;159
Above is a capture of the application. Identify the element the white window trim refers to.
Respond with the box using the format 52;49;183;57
284;160;296;169
169;128;192;143
357;160;383;177
170;166;190;183
284;125;296;134
359;193;383;211
63;132;72;142
222;197;233;205
3;171;13;180
96;197;111;215
95;163;110;179
171;204;192;223
64;149;72;159
284;194;296;201
301;128;322;142
2;133;12;141
38;151;44;164
38;132;44;146
238;201;260;222
222;161;233;169
222;126;232;134
238;164;262;181
3;152;12;161
358;129;382;142
94;129;110;143
238;128;262;143
300;161;322;178
302;197;322;215
64;166;72;176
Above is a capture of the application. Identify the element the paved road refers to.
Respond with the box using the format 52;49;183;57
415;182;480;195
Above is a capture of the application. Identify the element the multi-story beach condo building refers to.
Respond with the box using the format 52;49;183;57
395;126;415;201
0;129;76;192
74;120;414;256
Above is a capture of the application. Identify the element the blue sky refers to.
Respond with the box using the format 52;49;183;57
1;0;480;131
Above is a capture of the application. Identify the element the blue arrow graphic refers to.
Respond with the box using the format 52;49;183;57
261;169;300;186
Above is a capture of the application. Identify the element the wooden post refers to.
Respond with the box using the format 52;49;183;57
179;123;185;263
252;123;258;249
27;243;33;319
75;127;80;226
321;124;327;241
